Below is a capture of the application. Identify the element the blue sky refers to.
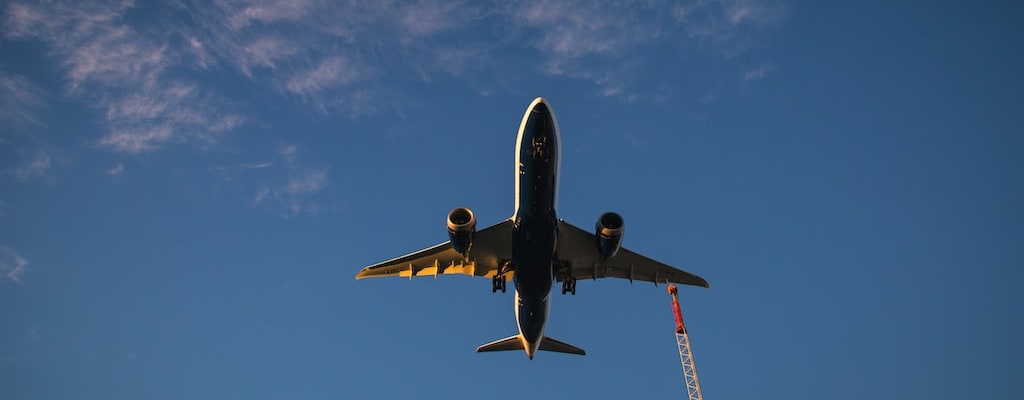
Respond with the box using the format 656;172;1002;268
1;0;1021;399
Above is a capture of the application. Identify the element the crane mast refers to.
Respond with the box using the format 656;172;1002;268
668;284;703;400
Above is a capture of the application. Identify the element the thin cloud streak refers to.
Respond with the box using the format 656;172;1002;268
743;65;770;81
515;2;643;58
106;162;124;176
673;0;785;42
251;169;330;216
240;35;300;73
14;151;52;181
220;0;319;31
0;246;28;284
0;72;46;130
278;144;297;162
510;1;658;94
97;126;173;153
285;56;364;102
285;168;328;195
509;0;784;98
248;144;328;217
241;162;273;169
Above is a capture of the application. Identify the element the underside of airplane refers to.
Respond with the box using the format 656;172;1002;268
356;97;708;359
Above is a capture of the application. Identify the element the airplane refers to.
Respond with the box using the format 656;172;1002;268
355;97;709;359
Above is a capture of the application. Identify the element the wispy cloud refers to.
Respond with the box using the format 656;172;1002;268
6;0;784;127
285;168;328;195
509;0;784;98
97;126;172;153
726;0;785;27
220;0;319;31
285;57;365;111
253;168;330;216
239;35;300;73
514;2;648;59
14;150;52;181
509;1;657;94
0;246;28;284
743;65;771;81
106;162;124;177
241;162;272;169
2;1;787;212
4;0;245;154
278;144;297;162
246;144;328;216
672;0;786;52
0;72;46;130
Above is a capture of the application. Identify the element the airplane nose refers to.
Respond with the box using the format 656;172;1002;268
525;101;555;139
531;101;549;116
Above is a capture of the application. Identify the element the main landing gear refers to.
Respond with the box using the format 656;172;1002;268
561;277;576;295
492;276;506;293
492;261;511;293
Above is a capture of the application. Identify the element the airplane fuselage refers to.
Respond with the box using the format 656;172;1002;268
511;98;561;359
355;96;709;359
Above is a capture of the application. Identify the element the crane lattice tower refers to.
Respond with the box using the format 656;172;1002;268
667;284;703;400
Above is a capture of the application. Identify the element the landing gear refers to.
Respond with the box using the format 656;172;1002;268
492;276;506;293
492;261;511;293
555;260;576;295
561;277;576;295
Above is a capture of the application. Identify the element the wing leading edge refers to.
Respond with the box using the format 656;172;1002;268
356;218;707;288
355;219;514;280
557;220;710;288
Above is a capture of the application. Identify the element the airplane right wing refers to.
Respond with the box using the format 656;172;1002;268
355;219;514;280
557;220;710;288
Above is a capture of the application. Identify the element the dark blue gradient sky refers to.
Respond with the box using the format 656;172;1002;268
2;1;1021;399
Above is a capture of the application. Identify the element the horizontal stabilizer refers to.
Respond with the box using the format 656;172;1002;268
476;335;523;353
476;335;586;357
539;336;586;356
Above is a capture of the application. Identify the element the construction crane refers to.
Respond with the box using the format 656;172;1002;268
668;284;703;400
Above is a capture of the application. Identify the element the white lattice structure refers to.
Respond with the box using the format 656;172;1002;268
668;285;703;400
675;330;703;400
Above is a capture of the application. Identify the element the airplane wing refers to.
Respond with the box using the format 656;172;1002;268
356;219;514;280
557;220;709;288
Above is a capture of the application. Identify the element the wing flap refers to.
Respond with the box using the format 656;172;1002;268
356;219;514;280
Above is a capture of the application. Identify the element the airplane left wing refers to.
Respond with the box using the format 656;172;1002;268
557;220;710;288
355;219;514;280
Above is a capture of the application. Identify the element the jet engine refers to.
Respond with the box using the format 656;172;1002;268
595;212;624;259
447;207;476;256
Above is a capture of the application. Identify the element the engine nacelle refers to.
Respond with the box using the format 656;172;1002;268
595;212;624;259
447;207;476;256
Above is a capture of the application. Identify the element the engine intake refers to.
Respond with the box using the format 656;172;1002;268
595;212;624;259
447;207;476;256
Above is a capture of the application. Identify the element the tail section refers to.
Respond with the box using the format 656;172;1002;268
476;335;586;358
